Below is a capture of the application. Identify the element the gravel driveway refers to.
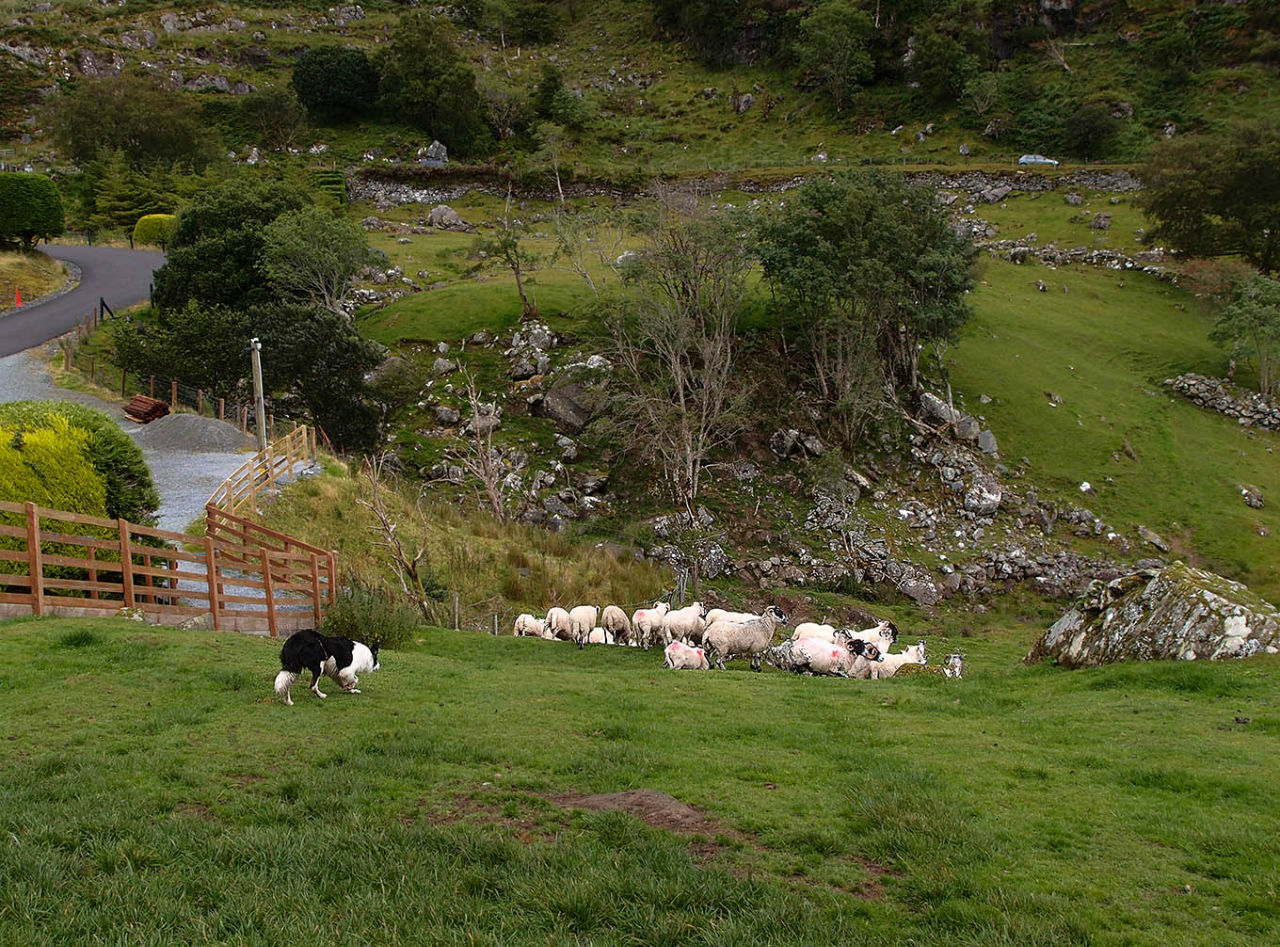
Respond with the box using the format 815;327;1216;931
0;345;255;533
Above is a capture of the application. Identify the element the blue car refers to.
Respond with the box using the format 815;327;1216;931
1018;154;1060;167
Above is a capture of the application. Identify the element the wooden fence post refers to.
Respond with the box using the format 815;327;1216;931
310;554;323;628
262;549;278;638
170;380;178;410
89;355;95;384
149;375;155;398
118;518;135;609
453;590;460;630
219;398;225;421
24;502;43;616
197;389;203;415
204;536;220;631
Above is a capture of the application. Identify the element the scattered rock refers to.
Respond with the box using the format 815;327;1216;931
1136;525;1170;553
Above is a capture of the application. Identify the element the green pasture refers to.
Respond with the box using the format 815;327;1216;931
953;261;1280;597
1;616;1277;944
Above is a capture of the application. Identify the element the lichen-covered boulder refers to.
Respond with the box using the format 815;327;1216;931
1026;562;1280;667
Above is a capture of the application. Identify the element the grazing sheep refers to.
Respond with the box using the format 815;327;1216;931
586;626;616;645
545;606;573;642
849;642;884;679
568;604;599;648
704;608;758;626
600;604;632;644
791;621;837;642
870;640;927;680
662;602;706;647
513;613;546;638
703;605;788;671
788;636;858;676
944;652;964;678
631;601;669;650
663;640;710;670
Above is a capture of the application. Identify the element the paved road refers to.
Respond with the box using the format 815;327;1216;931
0;245;164;358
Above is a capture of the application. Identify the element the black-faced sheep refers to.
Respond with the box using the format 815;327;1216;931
703;605;788;671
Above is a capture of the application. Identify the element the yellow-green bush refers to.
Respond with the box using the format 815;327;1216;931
0;416;106;514
132;213;177;250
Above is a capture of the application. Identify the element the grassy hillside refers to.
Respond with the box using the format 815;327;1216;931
1;616;1277;944
0;251;67;308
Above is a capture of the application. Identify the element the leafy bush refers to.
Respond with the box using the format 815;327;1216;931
0;174;64;250
0;401;158;523
0;416;106;515
132;214;177;250
291;46;378;124
321;574;423;649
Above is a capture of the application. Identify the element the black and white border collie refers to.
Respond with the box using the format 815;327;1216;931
274;630;380;706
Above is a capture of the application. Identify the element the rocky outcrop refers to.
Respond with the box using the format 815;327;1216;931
1026;562;1280;667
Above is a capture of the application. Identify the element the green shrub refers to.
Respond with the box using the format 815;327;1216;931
320;574;423;650
0;401;159;523
0;173;65;250
0;416;106;515
132;213;177;250
292;45;378;124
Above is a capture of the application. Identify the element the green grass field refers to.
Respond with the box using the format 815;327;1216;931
1;616;1277;944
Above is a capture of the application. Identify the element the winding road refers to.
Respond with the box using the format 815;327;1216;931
0;244;164;358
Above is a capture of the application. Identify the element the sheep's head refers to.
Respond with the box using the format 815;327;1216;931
884;621;900;642
915;639;928;663
765;605;788;625
846;638;867;656
864;643;883;662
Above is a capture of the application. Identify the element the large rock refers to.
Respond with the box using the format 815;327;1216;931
1026;562;1280;667
531;380;594;434
963;470;1003;516
426;205;469;231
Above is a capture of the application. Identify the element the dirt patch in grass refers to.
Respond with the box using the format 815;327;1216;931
173;802;214;820
551;787;721;835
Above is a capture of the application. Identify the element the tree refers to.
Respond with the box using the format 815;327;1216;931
83;149;174;241
110;301;253;400
1210;274;1280;397
795;1;875;114
152;177;309;311
261;206;370;314
240;87;305;149
291;46;378;123
603;191;752;515
911;30;970;105
473;195;541;320
378;14;492;156
963;72;1001;119
553;205;628;297
44;74;214;170
0;173;64;249
1138;120;1280;274
757;172;976;444
649;0;751;68
533;122;569;205
1060;101;1118;160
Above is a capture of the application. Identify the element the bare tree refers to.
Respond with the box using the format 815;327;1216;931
1042;39;1072;73
356;454;442;621
604;188;753;517
552;205;628;297
455;367;508;522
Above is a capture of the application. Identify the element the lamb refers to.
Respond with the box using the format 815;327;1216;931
586;626;616;645
545;606;573;642
600;604;632;645
943;652;964;678
568;604;599;648
870;640;927;680
661;601;706;647
663;640;710;670
703;605;788;671
513;613;546;638
631;601;669;650
791;621;837;642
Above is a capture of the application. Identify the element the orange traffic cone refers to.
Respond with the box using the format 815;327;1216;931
14;288;20;307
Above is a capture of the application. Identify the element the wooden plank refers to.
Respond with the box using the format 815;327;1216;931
310;553;323;627
118;519;135;608
29;505;117;530
0;523;27;539
205;536;220;631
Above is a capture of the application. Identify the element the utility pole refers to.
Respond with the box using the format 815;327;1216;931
249;337;267;451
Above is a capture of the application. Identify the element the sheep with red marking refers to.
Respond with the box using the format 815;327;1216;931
663;640;710;670
631;601;669;650
661;602;706;647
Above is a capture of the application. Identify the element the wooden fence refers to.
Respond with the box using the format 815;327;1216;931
0;500;330;636
207;423;318;517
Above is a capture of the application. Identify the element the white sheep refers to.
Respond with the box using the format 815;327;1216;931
586;626;615;645
661;601;706;647
849;641;885;679
836;620;898;649
568;604;599;648
704;608;758;626
663;640;710;670
943;653;964;678
631;601;669;650
545;606;573;642
870;640;927;680
513;613;546;637
703;605;788;671
787;636;857;676
600;604;632;644
790;621;837;642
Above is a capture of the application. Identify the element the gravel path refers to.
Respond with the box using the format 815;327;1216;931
0;345;254;533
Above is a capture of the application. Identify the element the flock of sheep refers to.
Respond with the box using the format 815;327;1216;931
512;602;964;680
